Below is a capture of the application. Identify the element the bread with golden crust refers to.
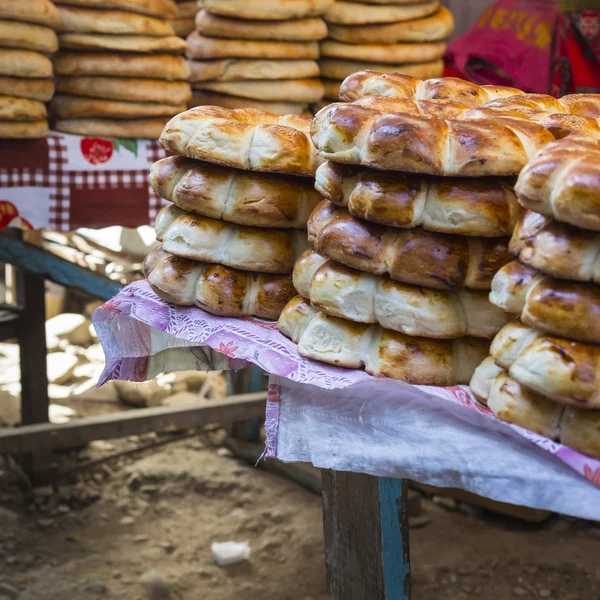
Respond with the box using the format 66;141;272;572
309;201;512;290
161;106;319;177
53;52;190;80
196;11;327;41
490;322;600;407
155;205;311;273
515;136;600;232
150;156;321;229
199;0;334;20
316;160;520;237
171;17;194;37
0;77;54;102
58;33;187;53
55;117;167;138
0;96;46;121
53;0;177;19
320;58;444;81
339;70;522;104
320;40;447;64
324;0;439;25
278;295;489;384
189;90;309;116
559;93;600;119
0;49;52;78
312;101;554;176
142;245;295;319
0;0;59;28
510;211;600;284
194;79;324;103
0;20;58;53
490;261;600;344
294;249;508;338
189;59;319;82
0;120;48;138
176;1;197;18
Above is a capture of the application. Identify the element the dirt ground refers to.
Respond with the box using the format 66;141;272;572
1;433;599;600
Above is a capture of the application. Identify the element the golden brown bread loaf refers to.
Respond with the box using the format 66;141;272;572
339;71;522;104
0;20;58;53
53;52;190;80
327;6;454;44
194;79;324;103
311;101;554;176
143;245;295;319
188;59;319;82
53;0;177;19
0;120;48;138
160;106;320;177
149;156;321;229
278;295;489;385
0;77;55;102
490;261;600;344
308;201;512;290
175;1;197;18
316;161;520;237
510;211;600;284
155;205;311;273
324;0;439;25
189;90;309;116
55;117;168;138
0;49;53;78
199;0;335;20
0;96;47;121
171;17;194;37
559;93;600;119
514;136;600;231
490;322;600;408
195;11;328;41
320;40;447;64
319;58;444;81
294;250;508;338
0;0;59;28
58;33;187;53
51;95;186;119
322;79;341;100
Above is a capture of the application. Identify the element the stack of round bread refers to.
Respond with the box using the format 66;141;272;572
142;105;324;320
0;0;59;138
470;135;600;460
171;0;197;38
50;0;191;138
277;73;561;386
187;0;332;115
319;0;454;105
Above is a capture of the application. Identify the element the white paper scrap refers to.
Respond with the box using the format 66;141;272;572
211;541;250;567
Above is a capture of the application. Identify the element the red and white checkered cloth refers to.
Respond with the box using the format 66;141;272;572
0;132;168;232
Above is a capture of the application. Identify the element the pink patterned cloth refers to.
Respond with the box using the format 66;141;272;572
93;281;600;497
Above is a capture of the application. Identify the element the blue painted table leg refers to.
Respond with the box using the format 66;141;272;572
321;470;411;600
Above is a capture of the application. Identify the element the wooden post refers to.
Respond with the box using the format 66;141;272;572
322;471;411;600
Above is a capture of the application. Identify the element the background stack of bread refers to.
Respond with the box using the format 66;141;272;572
319;0;454;106
141;105;323;320
187;0;332;115
50;0;191;139
0;0;58;138
171;0;197;38
470;136;600;460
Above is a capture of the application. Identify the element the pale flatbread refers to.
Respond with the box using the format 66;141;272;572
57;5;174;36
186;32;319;60
0;120;48;138
171;17;194;37
327;6;454;44
320;40;447;63
56;76;192;104
0;96;47;121
51;94;186;119
322;78;341;100
58;33;187;53
319;58;444;80
324;0;439;25
53;52;190;80
0;0;59;28
194;79;324;103
0;20;58;53
188;59;319;82
0;49;53;78
55;117;168;139
199;0;334;20
189;90;309;115
0;76;54;101
195;10;327;41
53;0;177;19
176;1;198;18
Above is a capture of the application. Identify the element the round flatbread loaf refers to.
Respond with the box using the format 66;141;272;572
176;1;198;18
0;20;58;53
0;0;59;28
319;58;444;80
190;90;309;115
53;0;177;19
322;79;341;100
0;49;53;78
53;52;190;80
320;40;447;63
55;117;168;139
171;17;194;37
195;10;327;41
186;32;319;60
57;5;174;35
189;59;319;82
58;33;187;53
324;0;439;25
0;96;46;121
194;79;324;103
0;120;48;138
327;6;454;44
51;94;186;119
56;76;192;105
0;76;54;101
199;0;334;20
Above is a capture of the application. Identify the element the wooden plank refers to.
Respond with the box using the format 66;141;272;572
322;471;411;600
0;392;267;454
